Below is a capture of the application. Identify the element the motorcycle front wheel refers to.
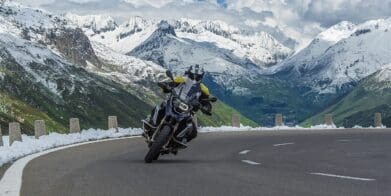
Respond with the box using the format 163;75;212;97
144;125;171;163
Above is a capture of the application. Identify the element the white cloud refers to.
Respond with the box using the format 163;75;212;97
227;0;391;26
122;0;174;8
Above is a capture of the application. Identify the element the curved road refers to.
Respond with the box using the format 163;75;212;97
21;129;391;196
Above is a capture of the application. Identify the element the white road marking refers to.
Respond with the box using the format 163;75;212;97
241;160;261;165
310;173;376;181
0;136;140;196
239;150;251;155
337;139;352;142
273;142;295;147
336;139;362;142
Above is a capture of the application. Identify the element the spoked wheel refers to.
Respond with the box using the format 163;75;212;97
144;125;171;163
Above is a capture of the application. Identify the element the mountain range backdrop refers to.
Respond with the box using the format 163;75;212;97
0;0;390;134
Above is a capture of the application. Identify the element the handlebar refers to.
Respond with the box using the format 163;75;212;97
201;97;217;103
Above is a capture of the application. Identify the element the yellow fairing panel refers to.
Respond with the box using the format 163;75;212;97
174;76;185;83
200;83;210;96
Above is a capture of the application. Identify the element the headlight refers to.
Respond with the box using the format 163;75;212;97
178;102;189;111
173;98;190;113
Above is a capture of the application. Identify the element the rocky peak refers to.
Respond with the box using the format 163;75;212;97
155;21;176;37
45;28;102;68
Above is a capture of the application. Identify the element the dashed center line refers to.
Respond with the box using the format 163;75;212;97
241;160;261;165
310;172;376;181
239;150;251;155
336;139;352;142
273;142;295;147
336;139;362;142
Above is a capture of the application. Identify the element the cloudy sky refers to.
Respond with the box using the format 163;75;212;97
15;0;391;49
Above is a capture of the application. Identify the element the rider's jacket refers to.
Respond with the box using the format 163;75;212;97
159;76;210;97
158;76;212;115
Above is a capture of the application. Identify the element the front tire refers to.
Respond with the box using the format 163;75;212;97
144;125;171;163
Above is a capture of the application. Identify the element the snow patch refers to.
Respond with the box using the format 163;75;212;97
269;17;391;94
199;124;344;132
65;13;117;33
0;128;142;167
375;64;391;83
317;21;356;44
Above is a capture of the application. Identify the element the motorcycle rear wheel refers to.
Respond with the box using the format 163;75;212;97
144;125;171;163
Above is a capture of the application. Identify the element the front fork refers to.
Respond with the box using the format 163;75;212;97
144;116;179;145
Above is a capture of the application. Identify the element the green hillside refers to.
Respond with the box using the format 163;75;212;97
0;90;66;134
196;100;258;127
303;70;391;127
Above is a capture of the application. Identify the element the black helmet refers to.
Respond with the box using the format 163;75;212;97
185;64;204;82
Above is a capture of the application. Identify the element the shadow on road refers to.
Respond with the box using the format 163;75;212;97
127;159;214;164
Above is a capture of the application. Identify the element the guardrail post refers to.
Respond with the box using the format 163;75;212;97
108;116;118;132
275;114;283;127
0;125;3;146
324;114;333;126
70;118;80;133
374;113;382;127
34;120;46;139
9;122;22;145
232;114;240;127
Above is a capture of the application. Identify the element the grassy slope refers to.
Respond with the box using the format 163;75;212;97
302;74;391;127
196;100;258;127
0;90;65;134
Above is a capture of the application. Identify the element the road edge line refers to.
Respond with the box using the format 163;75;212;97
0;136;140;196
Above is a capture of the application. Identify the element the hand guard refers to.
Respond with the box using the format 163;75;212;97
200;102;212;116
158;82;172;93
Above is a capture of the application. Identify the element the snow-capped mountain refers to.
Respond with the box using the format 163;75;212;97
65;13;117;34
66;14;292;70
72;15;157;54
272;18;391;94
171;18;292;67
129;20;261;85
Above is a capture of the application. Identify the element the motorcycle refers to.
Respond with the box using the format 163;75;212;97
142;70;217;163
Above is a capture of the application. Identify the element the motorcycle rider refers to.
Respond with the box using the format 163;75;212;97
143;64;213;145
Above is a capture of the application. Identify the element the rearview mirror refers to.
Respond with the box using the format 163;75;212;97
210;97;217;102
166;70;174;80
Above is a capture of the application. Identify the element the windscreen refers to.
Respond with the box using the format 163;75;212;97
174;79;201;103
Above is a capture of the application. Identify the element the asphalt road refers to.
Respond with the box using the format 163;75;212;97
21;129;391;196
